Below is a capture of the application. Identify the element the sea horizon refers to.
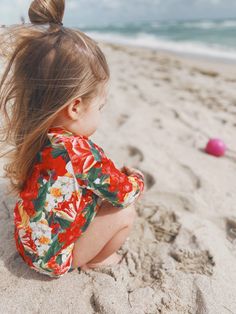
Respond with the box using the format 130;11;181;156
76;18;236;63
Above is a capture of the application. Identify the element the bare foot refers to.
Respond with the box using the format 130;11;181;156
80;252;123;270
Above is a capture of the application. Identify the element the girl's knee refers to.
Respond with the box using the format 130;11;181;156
98;200;137;227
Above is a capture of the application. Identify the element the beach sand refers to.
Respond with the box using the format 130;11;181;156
0;42;236;313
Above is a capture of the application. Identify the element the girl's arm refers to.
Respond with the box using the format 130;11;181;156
64;136;145;209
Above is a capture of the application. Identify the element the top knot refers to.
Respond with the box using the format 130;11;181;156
28;0;65;26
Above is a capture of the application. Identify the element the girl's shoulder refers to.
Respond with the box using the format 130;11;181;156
47;126;88;146
47;126;105;157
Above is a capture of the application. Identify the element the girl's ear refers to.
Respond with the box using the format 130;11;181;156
67;98;82;120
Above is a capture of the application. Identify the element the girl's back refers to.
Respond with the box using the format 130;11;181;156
14;126;101;277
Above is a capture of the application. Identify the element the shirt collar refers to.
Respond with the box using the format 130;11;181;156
48;126;73;135
47;126;88;139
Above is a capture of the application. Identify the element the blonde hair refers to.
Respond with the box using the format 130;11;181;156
0;0;110;197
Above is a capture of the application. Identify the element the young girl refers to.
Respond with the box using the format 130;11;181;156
0;0;145;278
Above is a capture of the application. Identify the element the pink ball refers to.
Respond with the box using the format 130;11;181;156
205;138;227;157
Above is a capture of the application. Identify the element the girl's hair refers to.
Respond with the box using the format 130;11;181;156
0;0;110;197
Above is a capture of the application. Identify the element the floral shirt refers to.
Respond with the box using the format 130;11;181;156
14;126;145;278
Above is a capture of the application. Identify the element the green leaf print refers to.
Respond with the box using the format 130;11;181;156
81;216;93;233
33;180;50;212
87;167;101;181
95;185;118;201
75;173;88;180
99;174;112;184
43;238;61;263
56;254;63;265
35;151;42;163
81;209;95;232
39;260;54;273
37;176;45;186
51;147;70;163
47;212;54;225
89;141;102;162
81;196;99;232
54;216;71;229
31;210;43;223
82;188;87;196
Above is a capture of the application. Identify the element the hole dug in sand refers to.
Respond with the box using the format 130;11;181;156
170;249;215;276
225;217;236;243
148;207;181;243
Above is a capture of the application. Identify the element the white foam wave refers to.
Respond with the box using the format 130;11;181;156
87;31;236;62
182;20;236;29
183;21;217;29
221;20;236;27
150;21;161;29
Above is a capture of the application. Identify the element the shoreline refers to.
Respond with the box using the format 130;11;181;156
86;32;236;66
100;40;236;79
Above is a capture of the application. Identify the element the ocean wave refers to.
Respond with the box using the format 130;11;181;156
80;19;236;33
220;20;236;27
182;21;218;29
182;20;236;29
87;31;236;62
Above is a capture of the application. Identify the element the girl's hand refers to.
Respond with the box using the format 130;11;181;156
120;165;145;180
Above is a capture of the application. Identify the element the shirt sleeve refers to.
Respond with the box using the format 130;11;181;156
63;136;145;209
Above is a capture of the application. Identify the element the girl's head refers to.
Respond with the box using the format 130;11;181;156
0;0;110;196
53;78;109;137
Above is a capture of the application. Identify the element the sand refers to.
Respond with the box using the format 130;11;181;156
0;42;236;313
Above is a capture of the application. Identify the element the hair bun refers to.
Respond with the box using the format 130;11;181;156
28;0;65;25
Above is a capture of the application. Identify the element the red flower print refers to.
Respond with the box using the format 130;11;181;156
39;147;68;177
47;253;72;276
122;182;133;193
51;222;61;235
21;199;36;217
58;213;86;246
15;228;37;267
66;137;97;173
20;164;41;201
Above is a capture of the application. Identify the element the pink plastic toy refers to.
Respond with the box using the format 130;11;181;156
205;138;227;157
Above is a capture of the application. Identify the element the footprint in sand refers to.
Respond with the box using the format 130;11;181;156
119;84;128;91
150;262;162;280
117;113;129;127
225;217;236;243
148;100;159;106
127;145;144;163
153;82;160;87
132;83;139;90
170;249;215;275
155;191;198;213
138;92;148;102
124;250;142;277
142;170;155;191
125;145;155;190
153;118;163;129
89;249;141;281
179;163;202;190
90;289;129;314
148;208;181;243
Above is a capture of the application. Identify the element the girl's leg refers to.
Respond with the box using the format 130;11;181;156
71;200;137;269
81;224;133;270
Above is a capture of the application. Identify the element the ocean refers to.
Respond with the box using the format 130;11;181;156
79;19;236;62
